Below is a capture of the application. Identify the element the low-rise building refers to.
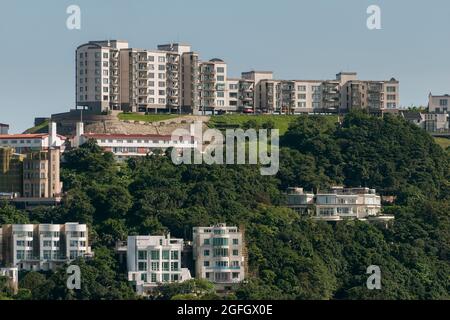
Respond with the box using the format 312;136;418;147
286;186;392;221
0;122;65;154
72;122;197;160
192;224;245;289
0;223;91;271
126;234;191;295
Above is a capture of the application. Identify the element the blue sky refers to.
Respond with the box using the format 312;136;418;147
1;0;449;132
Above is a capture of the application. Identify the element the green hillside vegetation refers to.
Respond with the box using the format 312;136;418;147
435;137;450;150
209;114;339;135
23;120;49;134
117;113;180;123
1;111;449;300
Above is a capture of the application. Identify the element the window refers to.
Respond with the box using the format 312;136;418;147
232;239;239;245
151;273;157;283
158;65;165;71
171;262;179;271
158;56;165;63
204;239;210;245
141;273;147;282
43;250;52;260
151;250;159;260
298;94;306;100
138;250;147;260
16;250;25;260
213;248;229;257
162;250;170;260
212;238;228;246
103;52;108;59
171;250;179;260
298;86;306;91
162;273;170;282
217;75;225;81
151;262;159;271
217;67;225;73
204;250;210;256
217;92;224;97
233;249;239;256
440;99;448;106
43;240;52;247
171;274;179;281
138;262;147;271
204;261;210;267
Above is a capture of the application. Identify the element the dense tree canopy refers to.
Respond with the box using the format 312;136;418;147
1;112;449;300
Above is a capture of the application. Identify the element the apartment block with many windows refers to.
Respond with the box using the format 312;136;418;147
76;41;201;114
126;234;191;295
192;224;245;289
0;223;91;271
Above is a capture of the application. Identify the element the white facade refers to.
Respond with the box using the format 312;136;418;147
0;267;18;294
192;224;245;286
74;126;197;160
0;122;65;154
428;93;450;114
286;187;388;221
127;235;191;295
0;223;91;271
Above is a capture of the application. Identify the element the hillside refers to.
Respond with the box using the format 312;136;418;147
2;111;449;300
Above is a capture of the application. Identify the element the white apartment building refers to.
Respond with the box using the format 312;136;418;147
76;41;201;114
286;187;390;221
199;59;228;114
428;93;450;113
72;122;197;160
0;223;91;271
192;224;245;288
126;234;191;295
0;122;66;154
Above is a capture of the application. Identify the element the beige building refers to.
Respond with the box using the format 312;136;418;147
22;148;61;200
76;41;201;114
192;224;246;289
257;72;399;114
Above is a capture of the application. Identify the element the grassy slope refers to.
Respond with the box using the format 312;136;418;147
117;113;180;122
434;137;450;150
23;119;49;134
209;114;338;135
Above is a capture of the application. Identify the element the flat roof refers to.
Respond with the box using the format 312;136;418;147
83;133;192;140
0;134;66;140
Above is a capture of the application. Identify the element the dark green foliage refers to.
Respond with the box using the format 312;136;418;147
1;112;449;300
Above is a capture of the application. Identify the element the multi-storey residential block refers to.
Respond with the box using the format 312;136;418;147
0;122;66;154
192;224;245;289
126;234;191;295
257;72;399;114
428;93;450;113
286;186;392;221
0;223;91;271
0;124;9;135
199;59;228;114
76;41;202;114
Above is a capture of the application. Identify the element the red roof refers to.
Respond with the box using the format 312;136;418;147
0;134;66;140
